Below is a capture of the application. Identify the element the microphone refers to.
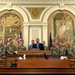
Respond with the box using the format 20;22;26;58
44;53;48;59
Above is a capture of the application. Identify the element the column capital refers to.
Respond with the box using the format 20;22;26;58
41;22;48;27
22;22;29;27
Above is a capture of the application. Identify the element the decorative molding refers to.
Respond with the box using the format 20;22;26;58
26;7;45;19
29;27;41;44
43;5;75;22
59;3;65;10
7;3;12;10
23;22;48;26
0;0;75;4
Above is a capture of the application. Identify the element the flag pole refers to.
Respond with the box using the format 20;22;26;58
49;32;52;50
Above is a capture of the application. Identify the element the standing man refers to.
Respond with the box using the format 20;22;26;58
66;42;75;57
17;39;26;50
50;42;59;55
58;42;66;56
42;41;48;50
33;38;44;50
6;38;17;54
28;40;35;50
0;39;6;56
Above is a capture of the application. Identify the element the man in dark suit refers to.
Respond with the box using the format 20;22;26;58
32;38;44;50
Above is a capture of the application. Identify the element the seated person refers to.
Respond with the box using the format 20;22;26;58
32;38;44;50
17;39;26;50
28;39;35;50
0;39;6;56
6;38;17;54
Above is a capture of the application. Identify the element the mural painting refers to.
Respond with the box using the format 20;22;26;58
0;11;21;45
49;12;74;46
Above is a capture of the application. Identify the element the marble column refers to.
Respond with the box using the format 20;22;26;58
23;23;29;50
42;23;48;46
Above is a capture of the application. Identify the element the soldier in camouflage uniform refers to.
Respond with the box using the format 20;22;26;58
50;42;59;55
58;42;66;56
66;42;75;57
0;40;6;56
17;39;26;50
42;41;48;50
6;38;17;54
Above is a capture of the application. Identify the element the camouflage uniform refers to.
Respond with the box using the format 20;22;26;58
17;45;26;50
44;46;49;50
66;46;75;57
58;46;66;55
0;44;6;56
6;44;17;54
50;46;59;55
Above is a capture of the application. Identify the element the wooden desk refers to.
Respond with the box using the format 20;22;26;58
0;59;6;68
5;54;23;68
0;55;75;74
0;59;75;74
17;50;51;55
17;59;70;68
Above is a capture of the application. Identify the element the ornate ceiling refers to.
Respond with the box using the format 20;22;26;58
0;0;75;4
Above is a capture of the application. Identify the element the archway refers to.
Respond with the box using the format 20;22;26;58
42;5;75;47
48;10;75;46
0;10;23;45
0;5;29;47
